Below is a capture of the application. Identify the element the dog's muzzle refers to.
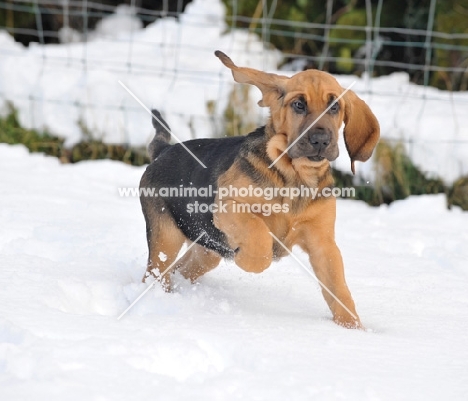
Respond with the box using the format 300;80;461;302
288;128;338;162
307;129;331;161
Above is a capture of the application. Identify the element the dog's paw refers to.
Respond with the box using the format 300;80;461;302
143;269;173;292
333;315;363;330
234;248;272;273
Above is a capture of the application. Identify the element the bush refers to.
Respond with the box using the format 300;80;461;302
448;176;468;210
333;139;455;207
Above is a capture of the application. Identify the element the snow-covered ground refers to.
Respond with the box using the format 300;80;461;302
1;1;468;396
1;142;468;400
1;0;468;182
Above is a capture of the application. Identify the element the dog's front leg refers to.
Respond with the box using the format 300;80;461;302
297;200;362;329
214;199;273;273
306;236;362;328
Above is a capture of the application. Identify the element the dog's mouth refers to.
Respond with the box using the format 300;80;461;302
307;155;325;162
287;139;339;163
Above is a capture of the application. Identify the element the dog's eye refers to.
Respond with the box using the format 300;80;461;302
329;101;340;114
292;99;306;114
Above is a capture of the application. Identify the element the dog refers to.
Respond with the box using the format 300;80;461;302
139;51;379;328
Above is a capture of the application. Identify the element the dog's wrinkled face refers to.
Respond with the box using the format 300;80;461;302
215;50;380;174
274;71;345;163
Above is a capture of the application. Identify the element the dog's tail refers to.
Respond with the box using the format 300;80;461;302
148;109;171;162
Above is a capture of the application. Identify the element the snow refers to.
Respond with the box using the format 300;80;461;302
0;0;280;149
331;73;468;182
1;0;467;183
1;142;468;400
1;2;468;394
92;5;143;41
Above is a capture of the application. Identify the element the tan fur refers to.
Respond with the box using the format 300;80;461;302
143;214;186;291
145;52;379;329
211;51;380;328
343;90;381;174
176;243;222;282
217;51;379;175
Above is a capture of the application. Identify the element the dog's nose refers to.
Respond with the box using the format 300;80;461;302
309;130;331;153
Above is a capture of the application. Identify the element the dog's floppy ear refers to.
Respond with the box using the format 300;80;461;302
215;50;288;108
343;90;380;174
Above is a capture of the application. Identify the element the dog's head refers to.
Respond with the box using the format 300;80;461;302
215;51;380;174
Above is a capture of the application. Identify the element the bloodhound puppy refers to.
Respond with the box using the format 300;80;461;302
139;51;379;328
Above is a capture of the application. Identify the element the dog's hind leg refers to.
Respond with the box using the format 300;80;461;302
142;212;185;292
175;243;222;283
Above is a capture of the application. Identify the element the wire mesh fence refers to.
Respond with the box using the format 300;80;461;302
0;0;467;180
2;1;468;80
